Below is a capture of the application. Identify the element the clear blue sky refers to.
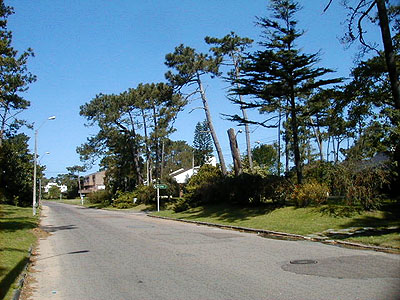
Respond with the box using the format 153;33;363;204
7;0;382;176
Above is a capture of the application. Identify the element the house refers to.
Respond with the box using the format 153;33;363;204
169;156;217;184
44;182;67;193
79;170;106;195
169;167;200;184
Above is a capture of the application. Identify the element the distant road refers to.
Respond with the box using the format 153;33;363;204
28;201;400;300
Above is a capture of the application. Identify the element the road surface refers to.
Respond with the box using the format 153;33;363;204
26;201;400;300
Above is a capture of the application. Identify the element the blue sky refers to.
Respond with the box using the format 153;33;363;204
7;0;382;176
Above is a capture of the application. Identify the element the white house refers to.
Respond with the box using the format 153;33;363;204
169;167;200;184
169;156;217;184
44;182;67;193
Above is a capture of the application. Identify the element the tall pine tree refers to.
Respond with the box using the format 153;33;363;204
193;120;213;166
236;0;342;183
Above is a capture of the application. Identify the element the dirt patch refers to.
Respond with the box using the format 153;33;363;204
33;227;51;239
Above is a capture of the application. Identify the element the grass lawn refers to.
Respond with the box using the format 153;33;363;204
0;204;39;300
152;203;400;249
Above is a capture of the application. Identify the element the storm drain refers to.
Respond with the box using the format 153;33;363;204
290;259;318;264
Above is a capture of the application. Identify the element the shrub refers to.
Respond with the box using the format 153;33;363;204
87;190;112;205
346;165;390;210
292;181;329;207
161;176;180;198
224;173;282;206
135;184;156;204
112;191;136;209
184;164;223;207
303;160;392;209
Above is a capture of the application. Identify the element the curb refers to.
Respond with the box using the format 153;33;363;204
12;246;33;300
147;214;399;253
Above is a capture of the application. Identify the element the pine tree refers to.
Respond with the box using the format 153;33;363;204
236;0;342;183
193;120;213;166
0;1;36;145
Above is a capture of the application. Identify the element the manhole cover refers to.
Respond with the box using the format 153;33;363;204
290;259;318;264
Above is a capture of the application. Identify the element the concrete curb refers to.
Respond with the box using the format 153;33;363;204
12;245;33;300
147;214;399;254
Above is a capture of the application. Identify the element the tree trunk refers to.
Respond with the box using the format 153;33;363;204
197;73;227;175
376;0;400;110
152;106;160;180
277;109;282;176
289;94;302;184
127;112;143;185
233;58;253;169
0;105;9;147
310;117;324;161
141;108;152;185
227;128;242;176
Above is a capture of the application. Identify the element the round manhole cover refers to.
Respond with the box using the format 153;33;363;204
290;259;318;264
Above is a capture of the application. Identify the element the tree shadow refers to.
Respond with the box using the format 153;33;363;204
0;256;29;299
338;214;400;229
37;250;90;261
0;219;37;232
177;203;280;223
40;224;77;232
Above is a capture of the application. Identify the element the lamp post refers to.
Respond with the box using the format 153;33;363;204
38;152;50;208
33;116;55;216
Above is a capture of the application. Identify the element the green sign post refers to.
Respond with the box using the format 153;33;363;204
155;184;168;189
155;183;168;212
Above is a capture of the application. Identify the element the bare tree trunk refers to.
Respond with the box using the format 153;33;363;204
376;0;400;110
197;73;227;175
227;128;242;176
233;57;253;169
127;112;143;185
0;105;9;147
310;117;324;161
285;109;289;174
277;109;282;176
289;94;303;184
152;106;161;180
141;108;152;185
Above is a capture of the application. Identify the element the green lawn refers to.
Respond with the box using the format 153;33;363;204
152;203;400;249
0;204;39;300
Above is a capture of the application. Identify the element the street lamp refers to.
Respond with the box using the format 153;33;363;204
38;152;50;207
33;116;55;216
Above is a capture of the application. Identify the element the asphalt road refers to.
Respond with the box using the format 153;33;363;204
27;201;400;300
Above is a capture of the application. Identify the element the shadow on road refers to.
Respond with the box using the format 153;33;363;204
37;250;90;261
40;224;77;232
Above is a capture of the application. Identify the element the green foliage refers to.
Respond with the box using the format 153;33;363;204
112;191;136;209
161;176;180;198
0;134;33;206
0;1;36;143
303;160;392;209
223;173;283;205
162;140;194;176
235;0;342;183
87;190;112;206
180;165;289;208
193;120;213;166
78;82;186;187
291;181;329;207
346;165;391;210
184;164;223;207
251;144;278;174
47;185;60;199
134;184;156;205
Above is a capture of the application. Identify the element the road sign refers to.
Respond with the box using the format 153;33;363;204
155;184;168;189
